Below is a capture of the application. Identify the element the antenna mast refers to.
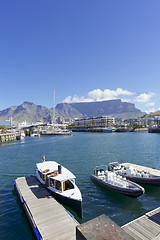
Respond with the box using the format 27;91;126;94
52;90;55;126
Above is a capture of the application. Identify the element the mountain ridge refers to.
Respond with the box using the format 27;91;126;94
0;100;145;124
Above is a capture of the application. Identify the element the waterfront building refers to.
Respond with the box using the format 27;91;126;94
72;116;115;129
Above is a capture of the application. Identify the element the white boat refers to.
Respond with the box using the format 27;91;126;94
51;129;72;135
108;162;160;186
90;165;145;198
31;131;40;137
36;157;82;218
16;130;25;140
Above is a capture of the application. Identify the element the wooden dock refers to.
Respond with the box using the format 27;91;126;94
14;176;78;240
122;207;160;240
14;175;160;240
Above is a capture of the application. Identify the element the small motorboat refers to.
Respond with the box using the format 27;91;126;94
101;127;116;133
36;156;82;218
108;162;160;186
31;131;40;137
90;165;145;198
16;130;25;140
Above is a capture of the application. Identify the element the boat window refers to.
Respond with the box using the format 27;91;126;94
38;170;42;178
50;178;54;188
38;171;45;181
55;180;62;191
63;180;74;191
42;174;46;181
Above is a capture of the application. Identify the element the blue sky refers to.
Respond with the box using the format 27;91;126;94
0;0;160;113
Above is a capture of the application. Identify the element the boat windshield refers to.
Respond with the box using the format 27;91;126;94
110;162;119;167
63;180;74;191
108;162;120;171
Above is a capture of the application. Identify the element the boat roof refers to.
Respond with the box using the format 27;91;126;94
36;161;76;181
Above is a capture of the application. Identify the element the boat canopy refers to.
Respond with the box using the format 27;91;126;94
51;174;75;182
36;161;76;181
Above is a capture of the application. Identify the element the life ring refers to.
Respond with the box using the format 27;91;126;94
51;172;58;177
43;169;50;173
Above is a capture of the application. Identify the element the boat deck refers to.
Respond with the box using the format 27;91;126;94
14;176;78;240
122;163;160;176
122;207;160;240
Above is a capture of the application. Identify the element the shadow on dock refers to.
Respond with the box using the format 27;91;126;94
25;176;51;199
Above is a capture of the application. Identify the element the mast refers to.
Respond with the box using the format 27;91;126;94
52;90;55;126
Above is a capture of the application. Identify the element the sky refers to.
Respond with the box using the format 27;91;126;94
0;0;160;113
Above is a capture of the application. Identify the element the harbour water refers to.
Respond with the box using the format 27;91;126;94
1;132;160;239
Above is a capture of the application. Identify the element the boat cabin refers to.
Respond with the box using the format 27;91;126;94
37;169;75;192
49;176;75;192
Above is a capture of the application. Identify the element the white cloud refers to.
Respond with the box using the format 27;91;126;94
145;108;155;114
134;92;155;103
63;95;93;103
121;98;132;103
63;88;135;103
114;88;135;96
63;96;72;103
88;88;134;101
146;102;155;107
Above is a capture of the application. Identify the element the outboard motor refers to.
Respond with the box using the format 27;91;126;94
58;165;62;174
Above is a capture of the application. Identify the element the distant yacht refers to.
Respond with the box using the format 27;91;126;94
30;131;40;137
102;127;116;133
41;90;72;136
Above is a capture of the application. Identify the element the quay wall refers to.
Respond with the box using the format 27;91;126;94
72;127;148;133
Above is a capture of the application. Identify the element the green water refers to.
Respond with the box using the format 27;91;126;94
0;132;160;239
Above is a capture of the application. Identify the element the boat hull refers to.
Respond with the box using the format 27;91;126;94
48;188;82;218
124;176;160;186
90;174;144;198
118;163;160;186
36;173;82;218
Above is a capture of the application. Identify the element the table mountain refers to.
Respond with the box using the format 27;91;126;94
56;99;145;119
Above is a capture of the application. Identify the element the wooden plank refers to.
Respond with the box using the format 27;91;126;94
138;217;160;235
122;207;160;240
131;221;155;239
122;224;149;240
122;226;143;240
